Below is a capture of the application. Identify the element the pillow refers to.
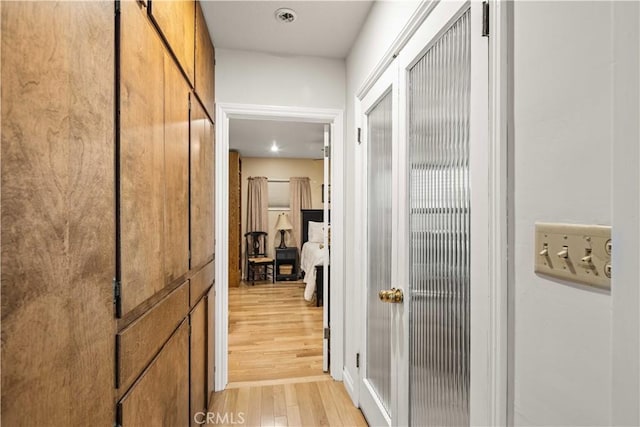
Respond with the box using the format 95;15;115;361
307;221;324;243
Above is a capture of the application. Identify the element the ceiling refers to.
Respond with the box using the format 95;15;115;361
229;119;326;159
200;1;373;59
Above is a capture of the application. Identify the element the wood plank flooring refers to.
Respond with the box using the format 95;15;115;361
228;281;323;384
209;376;368;427
217;281;367;426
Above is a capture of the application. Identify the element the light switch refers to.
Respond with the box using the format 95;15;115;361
534;222;611;290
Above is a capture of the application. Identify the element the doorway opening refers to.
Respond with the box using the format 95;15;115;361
214;104;344;392
227;119;328;385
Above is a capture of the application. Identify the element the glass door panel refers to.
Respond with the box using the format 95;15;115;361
408;9;471;427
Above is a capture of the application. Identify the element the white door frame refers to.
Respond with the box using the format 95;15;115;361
350;0;510;424
611;1;640;425
213;103;345;391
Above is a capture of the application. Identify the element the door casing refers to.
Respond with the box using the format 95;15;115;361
214;103;345;391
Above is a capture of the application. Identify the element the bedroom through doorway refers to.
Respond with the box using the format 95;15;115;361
226;117;332;387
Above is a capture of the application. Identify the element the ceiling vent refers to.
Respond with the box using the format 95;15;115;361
274;8;297;24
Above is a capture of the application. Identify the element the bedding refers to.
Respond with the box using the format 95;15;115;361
300;241;327;301
307;221;324;243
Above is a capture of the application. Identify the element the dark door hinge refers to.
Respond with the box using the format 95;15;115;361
356;352;360;368
323;327;330;340
357;127;362;144
324;146;330;159
482;1;489;37
113;278;122;317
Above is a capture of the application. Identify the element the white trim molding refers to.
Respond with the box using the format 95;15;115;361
485;0;510;425
355;0;439;100
214;103;345;392
611;2;640;425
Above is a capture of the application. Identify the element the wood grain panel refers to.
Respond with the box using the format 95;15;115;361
195;1;215;119
228;151;241;288
120;0;166;315
149;0;195;85
190;298;207;427
164;55;190;283
119;321;190;426
1;2;115;425
117;281;189;393
190;97;215;268
190;261;214;307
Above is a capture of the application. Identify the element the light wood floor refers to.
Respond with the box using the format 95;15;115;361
217;281;367;426
209;376;367;427
228;281;323;384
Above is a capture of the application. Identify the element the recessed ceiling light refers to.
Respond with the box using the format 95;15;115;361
270;141;279;152
275;8;297;24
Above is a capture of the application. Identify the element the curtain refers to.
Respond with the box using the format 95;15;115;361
246;176;268;233
289;177;312;250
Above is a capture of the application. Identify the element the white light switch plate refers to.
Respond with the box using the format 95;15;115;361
534;223;611;290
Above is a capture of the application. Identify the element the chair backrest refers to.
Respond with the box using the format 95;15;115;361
244;231;268;258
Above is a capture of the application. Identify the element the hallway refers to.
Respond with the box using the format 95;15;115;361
228;282;324;384
214;282;366;426
209;376;366;427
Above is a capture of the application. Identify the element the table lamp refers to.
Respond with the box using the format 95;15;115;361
275;213;293;249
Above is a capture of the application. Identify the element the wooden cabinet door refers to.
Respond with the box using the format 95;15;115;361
190;297;208;426
117;282;189;392
119;321;190;426
119;0;166;316
149;0;195;85
195;1;215;118
228;151;241;287
164;55;190;284
1;2;115;424
190;97;215;268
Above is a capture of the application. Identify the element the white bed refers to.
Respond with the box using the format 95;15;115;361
300;242;327;301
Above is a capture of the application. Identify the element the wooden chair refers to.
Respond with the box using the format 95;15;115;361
244;231;275;285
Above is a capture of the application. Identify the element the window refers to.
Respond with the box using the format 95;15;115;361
268;180;290;210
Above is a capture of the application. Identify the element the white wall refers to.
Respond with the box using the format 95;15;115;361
215;48;345;109
343;0;421;401
511;2;634;425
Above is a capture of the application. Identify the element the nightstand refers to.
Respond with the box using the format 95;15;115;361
275;247;298;281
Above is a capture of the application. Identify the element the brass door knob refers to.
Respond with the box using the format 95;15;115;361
378;288;404;303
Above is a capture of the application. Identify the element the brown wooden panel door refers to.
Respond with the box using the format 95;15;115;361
117;281;189;393
228;151;241;287
190;297;207;426
149;0;195;86
164;55;190;284
120;0;166;316
119;321;190;426
195;1;215;119
190;97;215;268
1;1;115;425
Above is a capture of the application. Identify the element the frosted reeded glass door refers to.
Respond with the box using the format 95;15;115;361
366;90;393;416
408;9;471;427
